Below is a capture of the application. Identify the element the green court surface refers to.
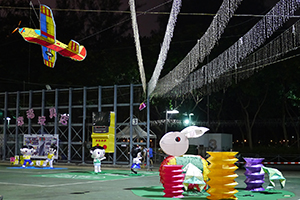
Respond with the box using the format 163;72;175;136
32;170;159;181
0;162;299;200
131;186;295;200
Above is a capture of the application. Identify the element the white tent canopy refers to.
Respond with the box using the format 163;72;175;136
116;125;156;139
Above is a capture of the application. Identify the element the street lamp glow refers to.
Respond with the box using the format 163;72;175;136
183;119;190;126
166;110;179;114
183;112;194;126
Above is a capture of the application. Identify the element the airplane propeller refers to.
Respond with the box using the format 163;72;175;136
7;21;21;37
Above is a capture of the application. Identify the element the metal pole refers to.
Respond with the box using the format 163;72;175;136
41;89;45;134
68;88;72;163
98;86;102;112
15;91;20;154
28;91;32;134
165;110;168;133
2;92;8;160
113;85;117;165
146;94;150;170
129;84;133;167
54;89;58;135
82;87;87;164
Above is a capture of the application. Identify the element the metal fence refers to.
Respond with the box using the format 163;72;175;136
0;84;152;166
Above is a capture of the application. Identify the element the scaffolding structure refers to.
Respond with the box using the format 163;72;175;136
0;84;151;166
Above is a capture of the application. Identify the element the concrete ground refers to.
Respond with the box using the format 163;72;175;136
0;162;299;200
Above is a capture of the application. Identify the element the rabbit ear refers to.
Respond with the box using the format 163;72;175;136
181;126;209;138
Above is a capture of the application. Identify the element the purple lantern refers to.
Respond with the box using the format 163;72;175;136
244;157;265;191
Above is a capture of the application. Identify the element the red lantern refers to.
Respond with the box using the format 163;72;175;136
160;165;184;198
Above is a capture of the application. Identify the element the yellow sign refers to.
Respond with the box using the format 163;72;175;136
91;112;115;153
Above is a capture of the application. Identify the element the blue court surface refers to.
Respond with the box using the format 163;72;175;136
7;166;67;170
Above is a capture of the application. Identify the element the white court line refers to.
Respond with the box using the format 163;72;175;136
0;182;48;188
0;174;149;188
0;169;68;174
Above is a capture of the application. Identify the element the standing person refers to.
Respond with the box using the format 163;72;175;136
148;146;154;167
142;146;147;168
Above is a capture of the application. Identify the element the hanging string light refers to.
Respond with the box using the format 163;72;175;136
159;0;300;98
129;0;147;93
150;0;243;98
147;0;182;95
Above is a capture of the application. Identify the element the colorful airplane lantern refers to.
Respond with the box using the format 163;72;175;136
15;4;86;68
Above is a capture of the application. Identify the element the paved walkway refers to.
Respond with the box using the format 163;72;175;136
0;162;299;200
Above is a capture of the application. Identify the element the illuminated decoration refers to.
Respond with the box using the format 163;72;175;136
42;144;57;168
128;0;147;93
26;108;35;119
151;0;300;98
17;116;24;126
244;157;265;191
206;151;238;200
130;145;142;174
183;113;194;126
183;163;206;192
262;166;286;189
160;126;209;157
90;146;106;173
16;4;86;68
159;126;209;198
59;114;69;125
159;155;209;184
49;107;57;119
20;145;36;168
139;102;146;111
160;165;184;198
149;0;243;97
38;116;46;126
147;0;182;95
91;112;115;153
234;19;300;83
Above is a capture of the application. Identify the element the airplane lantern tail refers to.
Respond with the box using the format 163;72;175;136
68;40;80;54
67;40;87;61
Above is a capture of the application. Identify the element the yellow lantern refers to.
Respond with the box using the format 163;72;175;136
206;151;239;200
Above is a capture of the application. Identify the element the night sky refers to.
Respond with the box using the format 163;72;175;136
2;0;300;149
29;0;166;36
1;0;296;92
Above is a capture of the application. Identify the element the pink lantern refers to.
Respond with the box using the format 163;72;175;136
139;102;146;111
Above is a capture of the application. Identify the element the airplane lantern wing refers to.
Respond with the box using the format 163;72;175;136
40;4;56;43
42;46;56;68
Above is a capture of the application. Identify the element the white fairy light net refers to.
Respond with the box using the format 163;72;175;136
152;0;300;98
149;0;244;97
232;18;300;83
147;0;182;95
129;0;147;93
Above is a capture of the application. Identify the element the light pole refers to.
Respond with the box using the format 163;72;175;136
165;109;179;133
